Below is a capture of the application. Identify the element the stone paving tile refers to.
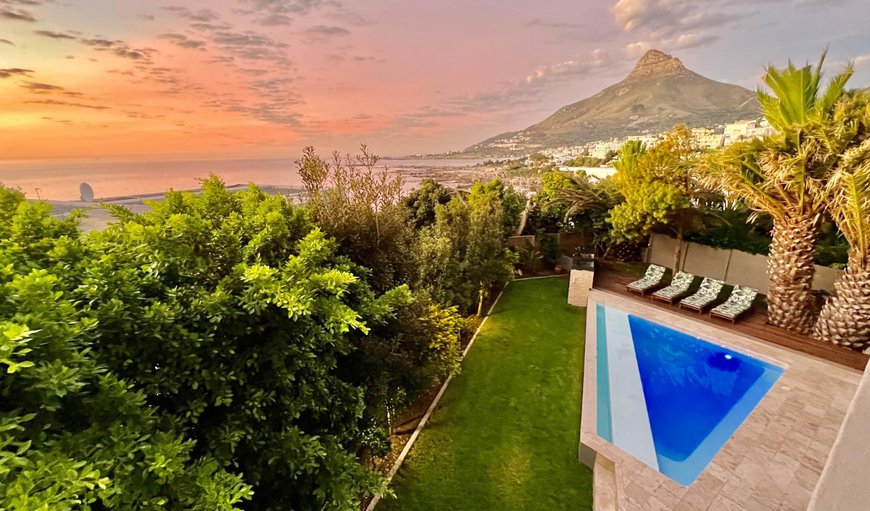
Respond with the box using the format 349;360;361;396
767;452;800;487
717;478;746;503
624;482;652;506
644;495;672;511
581;291;862;511
676;487;718;510
779;481;813;510
743;494;778;511
751;476;786;509
650;479;683;507
708;496;746;511
673;499;704;511
633;466;661;495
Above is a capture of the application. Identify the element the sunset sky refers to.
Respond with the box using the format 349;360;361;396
1;0;869;160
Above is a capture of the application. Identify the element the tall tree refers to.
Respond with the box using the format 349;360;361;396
544;171;623;255
297;145;413;293
705;53;853;334
466;182;518;315
415;180;516;315
608;126;710;271
415;197;475;312
811;93;870;348
404;178;454;230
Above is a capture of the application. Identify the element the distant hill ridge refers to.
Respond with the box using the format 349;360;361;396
467;49;759;154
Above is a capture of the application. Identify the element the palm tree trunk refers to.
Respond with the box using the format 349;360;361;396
767;214;818;335
813;253;870;350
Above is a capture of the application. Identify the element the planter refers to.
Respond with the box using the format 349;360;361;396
554;265;564;274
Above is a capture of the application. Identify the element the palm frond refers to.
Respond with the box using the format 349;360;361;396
827;137;870;260
759;51;853;135
819;65;854;115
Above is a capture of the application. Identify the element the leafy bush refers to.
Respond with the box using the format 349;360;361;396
77;177;410;510
344;296;463;426
415;180;517;315
538;233;560;268
404;178;454;230
1;166;521;510
518;240;543;271
684;204;772;255
562;155;603;167
0;187;252;510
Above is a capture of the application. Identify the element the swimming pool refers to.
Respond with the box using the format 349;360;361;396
595;303;783;486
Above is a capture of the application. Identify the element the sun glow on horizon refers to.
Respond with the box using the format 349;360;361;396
0;0;868;161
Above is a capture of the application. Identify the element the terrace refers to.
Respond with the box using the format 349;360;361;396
373;263;868;510
584;291;862;508
593;263;869;371
582;264;865;510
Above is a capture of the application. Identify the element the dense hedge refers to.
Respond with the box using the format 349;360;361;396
0;169;521;510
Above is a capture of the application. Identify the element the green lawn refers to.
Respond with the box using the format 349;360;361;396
380;277;593;510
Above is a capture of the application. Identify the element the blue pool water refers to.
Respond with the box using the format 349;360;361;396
595;303;783;486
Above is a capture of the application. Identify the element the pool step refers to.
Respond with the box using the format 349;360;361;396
593;453;622;511
603;308;659;470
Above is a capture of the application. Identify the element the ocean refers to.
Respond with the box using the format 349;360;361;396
0;156;484;201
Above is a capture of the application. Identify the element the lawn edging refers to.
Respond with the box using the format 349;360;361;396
365;282;512;511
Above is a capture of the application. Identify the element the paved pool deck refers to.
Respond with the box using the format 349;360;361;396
580;290;863;510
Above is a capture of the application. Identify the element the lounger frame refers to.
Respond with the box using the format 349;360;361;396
679;278;724;314
625;265;667;296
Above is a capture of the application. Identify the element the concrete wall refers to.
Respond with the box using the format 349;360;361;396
645;233;843;293
726;251;770;294
647;234;687;271
681;243;730;281
808;359;870;510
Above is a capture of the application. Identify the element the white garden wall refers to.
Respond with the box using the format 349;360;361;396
645;233;843;293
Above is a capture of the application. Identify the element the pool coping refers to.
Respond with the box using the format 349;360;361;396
580;289;863;510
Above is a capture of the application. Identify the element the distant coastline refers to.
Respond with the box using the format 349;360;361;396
0;157;486;201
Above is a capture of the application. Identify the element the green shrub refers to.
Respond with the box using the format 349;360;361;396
0;187;252;510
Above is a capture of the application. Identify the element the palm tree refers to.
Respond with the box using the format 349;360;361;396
553;172;619;219
705;53;853;334
812;94;870;348
609;127;713;271
548;171;622;256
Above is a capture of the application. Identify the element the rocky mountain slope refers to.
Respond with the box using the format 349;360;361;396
467;50;759;154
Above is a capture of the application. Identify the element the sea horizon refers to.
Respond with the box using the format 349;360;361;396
0;156;485;201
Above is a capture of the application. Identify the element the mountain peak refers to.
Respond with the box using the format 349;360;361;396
467;49;759;155
627;49;687;80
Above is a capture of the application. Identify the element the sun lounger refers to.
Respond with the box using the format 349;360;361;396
651;271;695;304
626;264;667;295
710;286;759;323
679;277;725;313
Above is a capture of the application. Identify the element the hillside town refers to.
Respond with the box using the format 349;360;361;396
542;118;775;165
